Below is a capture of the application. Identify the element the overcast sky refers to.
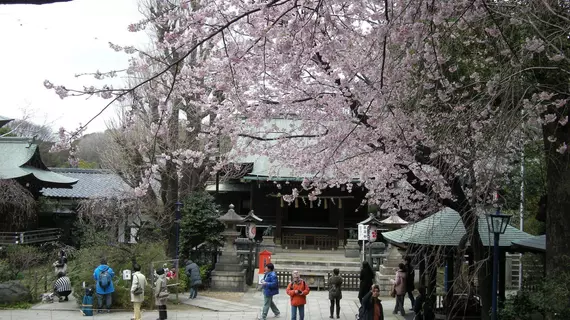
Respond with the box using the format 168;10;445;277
0;0;147;133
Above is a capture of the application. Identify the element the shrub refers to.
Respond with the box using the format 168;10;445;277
179;192;224;260
499;268;570;320
68;242;168;310
1;245;46;280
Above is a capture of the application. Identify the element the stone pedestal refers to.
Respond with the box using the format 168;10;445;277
210;205;247;292
259;235;278;253
378;245;403;275
376;245;404;296
344;239;360;258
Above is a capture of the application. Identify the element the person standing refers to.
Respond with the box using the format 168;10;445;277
53;272;72;302
286;271;309;320
328;268;343;319
360;284;384;320
413;287;434;320
154;268;169;320
392;263;407;316
52;252;67;276
185;260;202;299
358;261;375;302
130;264;147;320
404;257;415;310
260;263;280;319
93;258;115;313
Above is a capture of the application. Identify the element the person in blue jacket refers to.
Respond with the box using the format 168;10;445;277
93;258;115;313
260;263;280;320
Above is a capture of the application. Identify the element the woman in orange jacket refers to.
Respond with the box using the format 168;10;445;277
286;271;310;320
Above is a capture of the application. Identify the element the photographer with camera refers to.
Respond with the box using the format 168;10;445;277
286;270;310;320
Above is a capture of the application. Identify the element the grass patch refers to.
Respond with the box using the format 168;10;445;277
0;302;33;310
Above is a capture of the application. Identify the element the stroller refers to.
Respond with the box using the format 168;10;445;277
80;287;94;316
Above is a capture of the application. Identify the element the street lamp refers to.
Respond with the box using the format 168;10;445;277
485;209;511;320
175;201;184;264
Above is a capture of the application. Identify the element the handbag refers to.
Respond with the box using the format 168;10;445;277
133;275;143;295
390;286;397;298
158;290;170;299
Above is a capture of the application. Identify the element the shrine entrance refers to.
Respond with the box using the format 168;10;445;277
280;198;339;250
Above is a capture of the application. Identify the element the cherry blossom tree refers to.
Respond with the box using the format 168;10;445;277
46;0;569;317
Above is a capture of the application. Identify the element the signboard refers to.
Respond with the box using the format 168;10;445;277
122;269;132;281
358;224;370;241
369;225;378;242
246;222;256;239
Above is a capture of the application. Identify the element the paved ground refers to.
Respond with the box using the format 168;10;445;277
1;289;416;320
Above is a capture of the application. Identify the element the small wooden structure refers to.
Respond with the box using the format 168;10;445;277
382;207;534;320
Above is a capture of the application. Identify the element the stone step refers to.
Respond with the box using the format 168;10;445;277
276;265;361;274
271;259;361;266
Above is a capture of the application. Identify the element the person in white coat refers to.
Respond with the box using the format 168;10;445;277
130;264;147;320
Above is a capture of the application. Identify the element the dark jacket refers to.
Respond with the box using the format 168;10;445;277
262;271;279;297
406;263;415;291
328;275;343;300
185;261;202;287
413;294;435;320
358;267;375;300
360;291;384;320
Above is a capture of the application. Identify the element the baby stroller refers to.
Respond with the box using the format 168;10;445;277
80;287;94;316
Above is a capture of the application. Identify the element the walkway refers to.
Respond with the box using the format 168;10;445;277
1;289;416;320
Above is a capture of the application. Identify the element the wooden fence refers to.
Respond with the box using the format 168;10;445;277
0;228;61;245
275;271;360;291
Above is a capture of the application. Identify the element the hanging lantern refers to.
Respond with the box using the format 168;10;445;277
246;222;257;239
368;225;378;242
243;210;262;240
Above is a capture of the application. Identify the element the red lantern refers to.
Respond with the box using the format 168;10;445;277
246;222;256;239
368;225;377;242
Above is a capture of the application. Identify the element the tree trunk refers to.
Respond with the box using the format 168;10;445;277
542;126;570;276
166;103;180;258
472;233;492;320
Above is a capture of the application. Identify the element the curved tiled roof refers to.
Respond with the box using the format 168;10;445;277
0;137;77;187
41;168;133;199
382;207;533;248
0;115;13;128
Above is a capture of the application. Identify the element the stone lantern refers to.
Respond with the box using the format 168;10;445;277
210;204;246;291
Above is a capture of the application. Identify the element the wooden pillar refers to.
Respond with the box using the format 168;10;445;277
250;182;255;211
337;201;345;247
445;251;455;310
499;249;507;304
275;198;283;245
427;253;437;303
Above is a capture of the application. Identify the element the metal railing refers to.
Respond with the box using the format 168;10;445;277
0;228;61;245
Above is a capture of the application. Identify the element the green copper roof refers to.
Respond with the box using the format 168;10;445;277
0;115;13;129
382;207;533;248
512;234;545;253
0;137;77;187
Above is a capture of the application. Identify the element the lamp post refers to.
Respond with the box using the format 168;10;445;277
174;201;183;264
485;209;511;320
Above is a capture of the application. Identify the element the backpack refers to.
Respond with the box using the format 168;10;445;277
98;267;111;289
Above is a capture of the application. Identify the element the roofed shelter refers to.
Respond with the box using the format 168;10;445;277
0;116;77;233
40;168;136;245
382;207;534;319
